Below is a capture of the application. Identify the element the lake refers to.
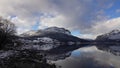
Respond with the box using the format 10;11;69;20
50;46;120;68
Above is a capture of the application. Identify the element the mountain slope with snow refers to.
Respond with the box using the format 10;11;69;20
44;27;71;35
96;29;120;40
21;27;71;37
21;27;88;44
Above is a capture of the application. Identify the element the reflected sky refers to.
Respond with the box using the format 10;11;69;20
53;46;120;68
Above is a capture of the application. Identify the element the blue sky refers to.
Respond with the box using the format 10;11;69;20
32;22;40;30
0;0;120;39
104;1;120;19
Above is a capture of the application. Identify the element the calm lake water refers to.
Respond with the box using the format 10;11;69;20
51;46;120;68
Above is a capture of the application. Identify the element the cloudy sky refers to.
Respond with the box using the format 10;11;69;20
0;0;120;39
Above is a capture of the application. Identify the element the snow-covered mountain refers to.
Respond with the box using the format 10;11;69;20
21;27;71;37
20;27;88;45
17;27;89;52
96;29;120;40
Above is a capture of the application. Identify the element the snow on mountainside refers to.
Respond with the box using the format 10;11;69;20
21;27;71;37
96;29;120;56
20;27;89;46
15;37;60;51
96;29;120;40
19;37;60;45
44;27;71;35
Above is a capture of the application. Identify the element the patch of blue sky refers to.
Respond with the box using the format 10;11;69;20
32;21;40;30
71;30;80;36
104;1;120;19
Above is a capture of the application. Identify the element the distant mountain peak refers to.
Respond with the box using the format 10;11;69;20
21;27;71;37
96;29;120;40
44;27;71;35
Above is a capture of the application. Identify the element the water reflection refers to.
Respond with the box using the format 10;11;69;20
42;44;89;61
49;46;120;68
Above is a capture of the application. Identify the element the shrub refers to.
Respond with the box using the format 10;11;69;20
0;17;16;49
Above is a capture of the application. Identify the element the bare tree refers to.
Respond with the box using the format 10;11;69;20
0;17;16;49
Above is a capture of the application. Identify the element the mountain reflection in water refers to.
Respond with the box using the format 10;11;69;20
47;46;120;68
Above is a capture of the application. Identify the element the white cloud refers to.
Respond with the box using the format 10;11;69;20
0;0;117;39
17;28;29;34
40;14;70;29
75;17;120;39
10;16;36;34
11;17;33;28
0;0;57;33
93;17;120;34
78;34;97;39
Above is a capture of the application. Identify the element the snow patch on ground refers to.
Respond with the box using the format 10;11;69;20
19;37;60;45
38;37;54;43
110;46;120;51
20;44;60;51
0;50;15;59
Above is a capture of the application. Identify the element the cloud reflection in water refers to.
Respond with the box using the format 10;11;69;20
53;46;120;68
